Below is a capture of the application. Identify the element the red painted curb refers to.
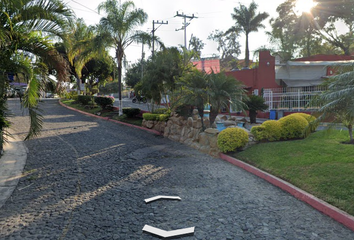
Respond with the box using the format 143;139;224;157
219;153;354;232
59;100;162;135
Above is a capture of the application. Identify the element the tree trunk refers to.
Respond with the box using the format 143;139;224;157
349;124;353;143
116;48;124;116
197;106;205;131
244;33;249;68
209;106;218;128
249;110;257;124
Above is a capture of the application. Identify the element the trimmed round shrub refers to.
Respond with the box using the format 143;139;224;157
251;120;281;142
278;114;309;140
217;128;249;153
78;95;92;105
123;107;140;118
289;113;318;133
94;96;115;109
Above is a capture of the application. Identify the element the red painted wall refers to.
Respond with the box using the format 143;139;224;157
225;51;279;93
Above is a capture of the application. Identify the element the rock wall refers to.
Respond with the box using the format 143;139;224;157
142;109;221;156
142;109;257;157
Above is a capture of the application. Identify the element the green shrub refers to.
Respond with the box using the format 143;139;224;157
64;91;78;100
217;128;249;153
158;114;169;121
251;120;282;142
78;95;92;105
123;107;141;118
153;108;169;114
174;104;193;119
94;96;115;109
289;113;318;133
278;114;309;140
143;113;169;121
143;113;158;121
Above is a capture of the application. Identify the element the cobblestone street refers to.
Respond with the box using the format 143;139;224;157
1;99;353;239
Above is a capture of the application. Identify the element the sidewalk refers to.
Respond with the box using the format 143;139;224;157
0;130;27;209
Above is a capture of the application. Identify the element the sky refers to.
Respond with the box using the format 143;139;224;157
65;0;287;65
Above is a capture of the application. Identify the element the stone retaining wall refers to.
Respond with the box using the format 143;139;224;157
142;109;256;157
142;110;221;156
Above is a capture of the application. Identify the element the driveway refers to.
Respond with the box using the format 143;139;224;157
1;99;353;239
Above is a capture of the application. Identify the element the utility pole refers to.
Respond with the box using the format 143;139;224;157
175;12;197;49
152;20;168;57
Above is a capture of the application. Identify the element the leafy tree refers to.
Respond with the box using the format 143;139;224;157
188;35;205;58
125;61;143;88
81;57;114;95
243;95;268;124
97;0;163;115
230;1;269;68
139;47;191;109
208;30;241;70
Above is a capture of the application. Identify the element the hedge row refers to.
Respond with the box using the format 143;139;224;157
251;113;318;142
143;113;169;121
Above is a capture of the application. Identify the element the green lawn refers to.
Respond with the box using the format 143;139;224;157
60;99;143;126
61;99;100;114
233;130;354;215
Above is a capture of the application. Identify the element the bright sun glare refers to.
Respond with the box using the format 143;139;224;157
294;0;318;14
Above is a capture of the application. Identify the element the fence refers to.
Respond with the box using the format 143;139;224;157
256;86;327;111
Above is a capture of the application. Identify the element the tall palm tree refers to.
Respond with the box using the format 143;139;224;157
64;19;108;93
0;0;73;141
97;0;162;115
230;1;269;68
207;72;247;127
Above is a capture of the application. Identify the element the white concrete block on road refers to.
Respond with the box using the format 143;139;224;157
142;225;195;238
144;195;181;203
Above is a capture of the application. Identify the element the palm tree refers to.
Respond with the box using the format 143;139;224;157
230;1;269;68
64;19;108;94
314;63;354;143
179;69;209;130
207;72;247;127
0;0;73;141
97;0;163;115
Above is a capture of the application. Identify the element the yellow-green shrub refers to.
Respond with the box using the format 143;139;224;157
289;113;318;133
217;128;249;153
278;114;308;140
251;120;281;142
143;113;169;121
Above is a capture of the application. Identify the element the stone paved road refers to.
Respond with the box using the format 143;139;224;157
1;99;354;240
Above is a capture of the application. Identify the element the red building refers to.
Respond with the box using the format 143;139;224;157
192;58;220;74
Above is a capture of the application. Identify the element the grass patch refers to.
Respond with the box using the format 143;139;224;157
112;114;143;126
61;99;143;126
61;99;100;114
233;130;354;215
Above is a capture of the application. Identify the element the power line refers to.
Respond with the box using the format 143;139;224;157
175;11;197;49
70;0;102;16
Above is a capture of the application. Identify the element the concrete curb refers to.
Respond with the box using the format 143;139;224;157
0;131;27;209
219;153;354;232
59;100;162;136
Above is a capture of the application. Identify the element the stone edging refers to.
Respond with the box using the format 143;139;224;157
58;100;162;136
219;153;354;232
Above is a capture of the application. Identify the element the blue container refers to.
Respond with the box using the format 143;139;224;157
269;110;276;120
